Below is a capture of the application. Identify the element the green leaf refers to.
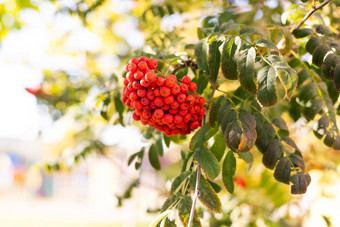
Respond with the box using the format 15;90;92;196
262;139;284;169
211;132;226;161
221;36;241;80
208;180;222;193
315;24;333;35
209;96;225;127
149;144;161;170
222;150;236;193
128;147;145;166
322;54;340;80
273;157;291;184
195;40;210;73
114;92;124;125
302;98;323;120
312;44;330;67
292;28;314;38
257;66;277;106
208;38;222;83
190;123;219;151
298;82;318;103
306;36;322;54
163;135;171;148
220;22;242;34
178;195;202;226
239;47;257;94
155;136;164;156
289;154;305;172
223;110;257;153
193;70;209;94
190;175;222;213
291;172;308;194
161;192;181;211
238;151;254;170
254;39;279;51
170;171;191;194
333;63;340;92
193;146;221;180
149;210;172;227
240;26;263;36
217;100;232;125
272;117;289;131
281;27;293;55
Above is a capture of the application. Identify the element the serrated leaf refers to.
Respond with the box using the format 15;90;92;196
262;139;284;169
254;39;279;51
211;132;226;161
170;171;191;194
291;172;308;194
220;22;242;34
195;40;209;73
178;195;202;227
222;150;236;193
239;47;257;94
190;123;219;151
316;24;332;35
312;44;330;67
306;36;322;54
161;193;181;212
208;180;222;193
274;157;291;184
280;27;293;55
238;151;254;170
193;146;220;180
197;176;222;213
334;63;340;92
208;39;222;83
256;123;276;153
223;110;257;153
221;36;241;80
292;28;314;38
240;26;263;36
272;117;289;131
209;96;225;127
257;66;277;106
289;154;305;172
149;144;161;170
322;54;340;80
276;66;298;100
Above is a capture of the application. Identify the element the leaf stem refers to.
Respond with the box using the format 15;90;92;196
187;166;201;227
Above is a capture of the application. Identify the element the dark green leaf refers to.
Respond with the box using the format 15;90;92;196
114;92;124;125
178;195;202;226
163;135;171;148
193;70;209;94
195;40;209;73
239;47;257;94
170;171;191;194
240;26;263;36
302;98;323;120
208;180;222;193
306;36;322;54
315;24;333;35
161;193;181;212
223;110;257;153
193;146;221;180
221;36;241;80
222;150;236;193
209;96;225;127
217;100;232;125
312;44;330;67
128;147;145;166
155;136;164;156
256;123;276;153
292;28;314;38
291;172;308;194
272;118;289;131
298;82;318;103
208;39;222;83
238;151;254;170
211;132;226;161
274;157;291;184
254;39;279;51
190;123;219;151
322;54;340;80
281;136;300;152
149;144;161;170
289;154;305;172
281;27;293;55
276;66;298;100
257;66;278;106
334;63;340;92
262;139;284;169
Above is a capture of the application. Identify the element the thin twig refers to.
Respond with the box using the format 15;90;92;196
290;0;332;32
187;166;201;227
170;60;198;75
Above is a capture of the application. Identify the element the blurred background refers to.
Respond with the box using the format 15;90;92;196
0;0;340;226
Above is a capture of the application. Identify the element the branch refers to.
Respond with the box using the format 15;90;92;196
170;60;198;75
290;0;332;32
187;166;201;227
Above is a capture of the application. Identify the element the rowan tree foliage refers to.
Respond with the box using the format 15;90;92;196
9;0;340;226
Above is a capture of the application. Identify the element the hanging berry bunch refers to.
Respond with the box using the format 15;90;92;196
121;56;206;136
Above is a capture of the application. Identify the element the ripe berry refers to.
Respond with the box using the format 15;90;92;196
180;84;188;93
134;70;144;80
147;59;158;69
180;102;189;110
183;114;191;123
153;109;164;118
129;92;138;101
128;63;137;72
142;109;152;118
186;95;194;103
199;97;206;105
154;97;164;107
154;87;160;96
182;75;191;84
160;86;171;97
169;108;178;114
145;71;156;83
132;81;141;90
165;75;177;87
133;100;143;109
164;95;174;104
174;114;183;123
176;93;186;103
123;78;129;86
156;77;165;86
141;97;150;106
179;109;188;116
137;88;147;97
190;121;199;130
132;112;141;121
162;113;174;124
199;107;207;115
131;57;139;64
162;104;170;111
150;101;157;109
140;78;151;88
170;101;179;109
189;82;197;92
127;72;135;82
146;89;155;100
171;84;180;96
127;83;134;91
138;61;148;71
139;56;148;62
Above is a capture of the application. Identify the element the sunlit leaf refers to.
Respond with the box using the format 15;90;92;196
221;36;242;80
257;66;277;106
239;47;257;94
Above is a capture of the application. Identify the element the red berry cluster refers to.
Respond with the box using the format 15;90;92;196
121;56;206;136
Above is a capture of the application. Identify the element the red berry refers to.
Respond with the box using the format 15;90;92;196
199;107;206;115
156;77;165;86
162;104;170;111
171;84;180;95
154;87;160;96
139;56;148;62
154;97;164;107
145;71;156;83
127;83;134;91
162;113;174;124
165;75;177;87
176;93;186;103
164;95;174;104
179;109;188;116
150;101;157;109
132;112;141;121
182;76;191;84
190;121;199;130
132;81;141;90
128;63;137;73
142;109;152;118
174;114;183;123
169;108;178;115
180;102;189;110
133;100;143;109
127;72;135;82
147;59;158;69
189;82;197;92
180;84;188;93
153;109;164;118
137;88;147;97
192;94;199;104
146;89;155;100
135;109;143;116
160;86;171;97
183;114;191;123
131;57;139;64
199;97;206;105
129;92;138;101
186;95;194;103
134;70;144;80
141;97;150;106
140;78;151;88
138;61;148;71
170;101;179;109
